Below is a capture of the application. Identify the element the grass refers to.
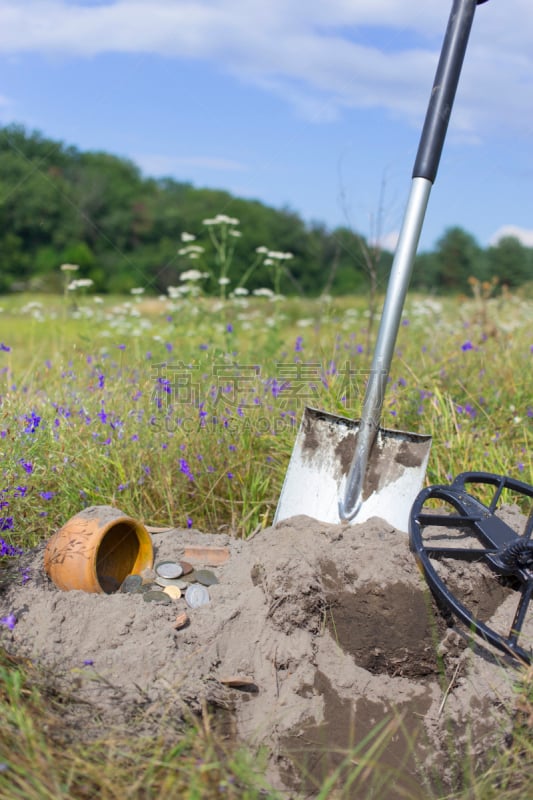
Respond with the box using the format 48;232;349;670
0;286;532;798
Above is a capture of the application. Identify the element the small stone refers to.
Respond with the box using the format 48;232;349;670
174;612;189;630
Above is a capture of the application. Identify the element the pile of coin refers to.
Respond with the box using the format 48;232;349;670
118;559;220;623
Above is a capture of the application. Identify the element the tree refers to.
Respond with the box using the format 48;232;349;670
432;227;484;291
485;236;532;288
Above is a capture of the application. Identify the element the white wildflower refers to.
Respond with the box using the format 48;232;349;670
267;250;293;260
181;232;196;242
218;277;231;286
233;287;249;296
255;246;269;254
229;229;242;237
130;287;145;295
178;245;204;256
202;214;239;226
253;288;275;298
180;269;207;282
60;263;79;272
67;278;94;291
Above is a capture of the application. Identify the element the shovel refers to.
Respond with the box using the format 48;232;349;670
274;0;489;533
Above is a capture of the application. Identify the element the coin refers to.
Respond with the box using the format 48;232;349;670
194;569;219;586
155;561;183;579
179;561;194;576
181;570;198;583
120;574;143;593
143;590;172;604
185;584;210;609
163;585;181;600
155;576;188;589
135;583;155;594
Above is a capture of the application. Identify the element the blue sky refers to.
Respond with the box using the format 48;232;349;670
0;0;532;252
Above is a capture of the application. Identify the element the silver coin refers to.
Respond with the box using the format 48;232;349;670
155;561;184;579
143;590;172;604
120;574;143;593
194;569;219;586
185;584;210;609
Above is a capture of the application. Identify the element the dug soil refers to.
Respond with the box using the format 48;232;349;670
1;512;530;798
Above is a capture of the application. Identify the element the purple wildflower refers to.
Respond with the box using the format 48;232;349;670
0;343;10;352
461;341;474;351
1;538;22;556
23;411;41;434
0;614;16;630
179;459;194;481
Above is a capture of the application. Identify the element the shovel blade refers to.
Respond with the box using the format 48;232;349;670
274;407;431;533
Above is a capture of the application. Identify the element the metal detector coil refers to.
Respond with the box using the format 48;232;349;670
410;471;533;665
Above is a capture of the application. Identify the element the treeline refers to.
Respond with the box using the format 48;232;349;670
0;124;532;296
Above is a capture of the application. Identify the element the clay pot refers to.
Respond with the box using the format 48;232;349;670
44;506;153;594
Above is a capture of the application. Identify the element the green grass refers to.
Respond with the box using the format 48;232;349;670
0;288;532;798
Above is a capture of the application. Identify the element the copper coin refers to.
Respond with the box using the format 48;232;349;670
179;561;194;576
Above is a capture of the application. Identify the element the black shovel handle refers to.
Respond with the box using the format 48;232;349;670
413;0;489;183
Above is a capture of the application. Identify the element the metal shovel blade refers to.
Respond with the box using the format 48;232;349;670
274;407;431;533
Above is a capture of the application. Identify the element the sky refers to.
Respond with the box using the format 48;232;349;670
0;0;532;252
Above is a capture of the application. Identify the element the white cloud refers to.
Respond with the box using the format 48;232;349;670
0;1;531;136
135;153;246;176
490;225;533;248
379;230;399;252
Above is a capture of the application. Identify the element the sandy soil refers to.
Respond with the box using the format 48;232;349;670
1;511;531;798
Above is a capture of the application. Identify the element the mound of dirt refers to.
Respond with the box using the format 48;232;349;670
0;514;529;798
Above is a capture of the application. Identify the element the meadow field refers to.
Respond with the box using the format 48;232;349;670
0;283;532;798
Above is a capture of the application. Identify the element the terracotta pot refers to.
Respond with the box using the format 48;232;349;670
44;505;154;594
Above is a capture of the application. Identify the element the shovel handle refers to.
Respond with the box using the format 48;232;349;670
339;0;489;522
413;0;486;183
